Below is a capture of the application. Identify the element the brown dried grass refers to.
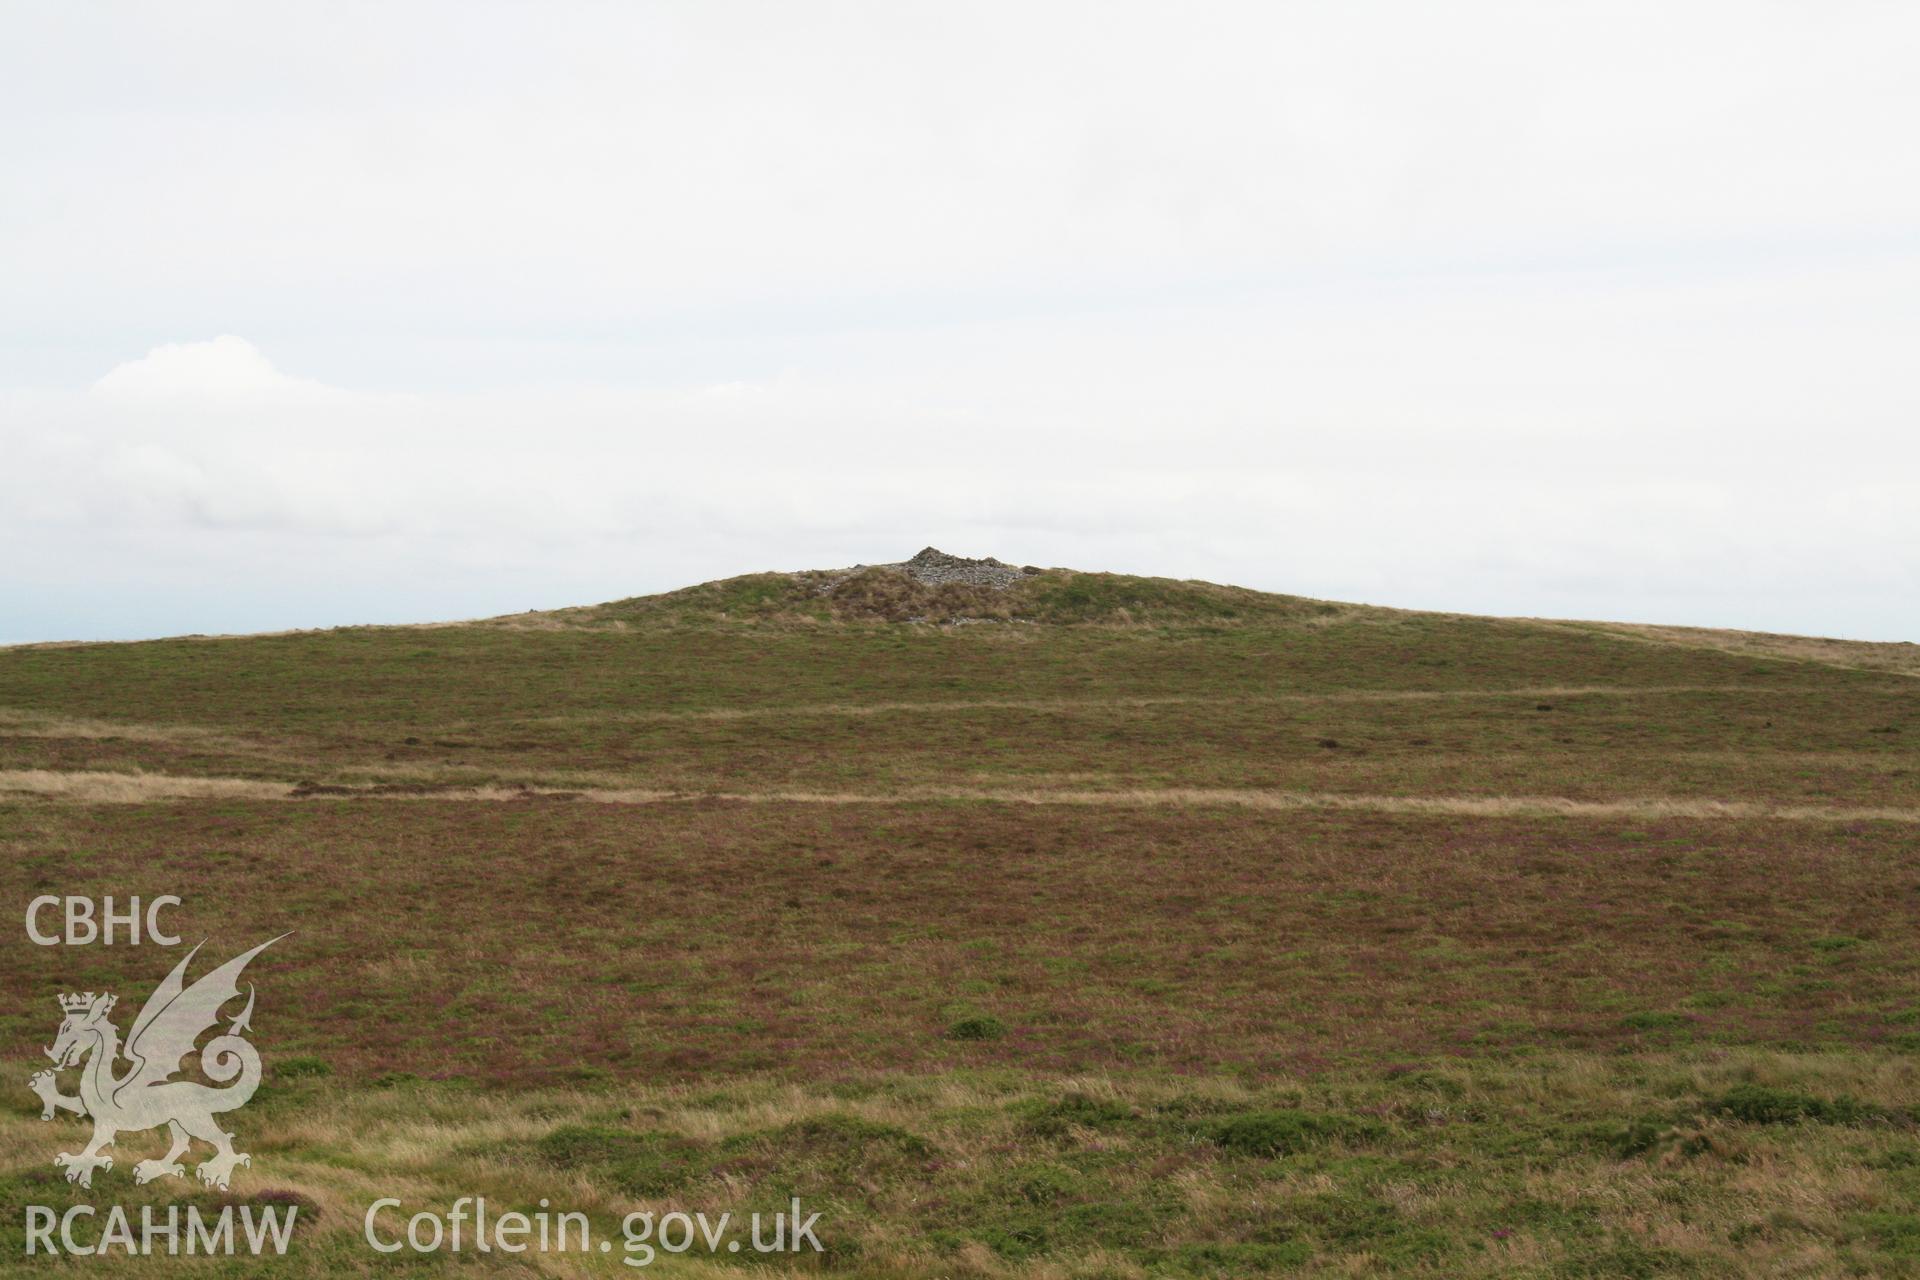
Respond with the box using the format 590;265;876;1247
0;768;292;802
1539;619;1920;678
7;768;1915;822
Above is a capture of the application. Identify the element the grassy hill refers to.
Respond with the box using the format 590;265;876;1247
545;563;1365;627
2;555;1917;1276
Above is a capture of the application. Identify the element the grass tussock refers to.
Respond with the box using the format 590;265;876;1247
5;1052;1920;1276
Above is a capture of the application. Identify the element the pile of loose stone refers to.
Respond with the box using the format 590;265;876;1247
820;547;1037;592
894;547;1033;589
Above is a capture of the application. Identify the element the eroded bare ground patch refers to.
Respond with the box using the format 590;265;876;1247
7;768;1920;823
0;768;291;802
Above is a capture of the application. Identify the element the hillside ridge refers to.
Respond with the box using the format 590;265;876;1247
533;547;1363;629
3;550;1914;677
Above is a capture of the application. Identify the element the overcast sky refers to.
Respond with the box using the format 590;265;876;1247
3;2;1917;644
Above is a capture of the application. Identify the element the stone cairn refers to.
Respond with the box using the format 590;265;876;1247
812;547;1040;597
890;547;1032;589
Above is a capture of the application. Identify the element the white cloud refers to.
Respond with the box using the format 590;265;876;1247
92;336;329;402
6;258;1918;644
1;4;1917;641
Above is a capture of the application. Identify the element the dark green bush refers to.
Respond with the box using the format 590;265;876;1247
1209;1109;1381;1156
1708;1085;1875;1125
947;1014;1006;1041
533;1125;705;1194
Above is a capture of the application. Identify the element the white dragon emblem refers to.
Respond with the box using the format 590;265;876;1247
27;936;285;1190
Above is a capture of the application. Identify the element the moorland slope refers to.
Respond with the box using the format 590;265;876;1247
2;552;1917;1276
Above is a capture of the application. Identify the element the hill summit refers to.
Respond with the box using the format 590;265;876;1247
538;549;1355;629
485;552;1917;675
